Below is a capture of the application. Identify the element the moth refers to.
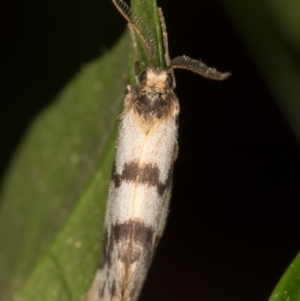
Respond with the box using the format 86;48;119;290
87;1;230;300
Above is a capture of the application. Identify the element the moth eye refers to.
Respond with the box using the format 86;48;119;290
166;73;173;87
140;71;147;83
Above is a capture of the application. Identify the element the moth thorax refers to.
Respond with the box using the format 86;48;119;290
135;88;168;120
134;68;174;121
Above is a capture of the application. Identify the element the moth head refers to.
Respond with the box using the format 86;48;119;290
139;68;174;91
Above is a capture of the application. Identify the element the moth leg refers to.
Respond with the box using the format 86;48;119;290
128;23;141;84
158;8;175;88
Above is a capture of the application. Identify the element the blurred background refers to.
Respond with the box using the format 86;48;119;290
1;0;300;300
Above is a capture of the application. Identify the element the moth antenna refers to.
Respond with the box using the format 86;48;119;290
112;0;156;63
169;55;231;80
158;7;175;88
127;23;142;84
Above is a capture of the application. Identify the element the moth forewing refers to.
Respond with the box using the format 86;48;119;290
87;69;179;301
87;1;229;301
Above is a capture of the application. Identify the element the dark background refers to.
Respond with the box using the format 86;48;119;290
1;0;300;301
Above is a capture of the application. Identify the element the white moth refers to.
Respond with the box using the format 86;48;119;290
87;1;230;300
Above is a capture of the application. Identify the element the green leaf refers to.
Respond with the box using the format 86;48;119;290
265;0;300;53
130;0;164;72
0;0;163;300
269;253;300;301
0;32;130;301
219;0;300;140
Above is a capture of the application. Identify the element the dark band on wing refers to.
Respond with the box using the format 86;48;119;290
99;220;156;300
100;219;155;267
112;160;173;196
113;219;155;264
